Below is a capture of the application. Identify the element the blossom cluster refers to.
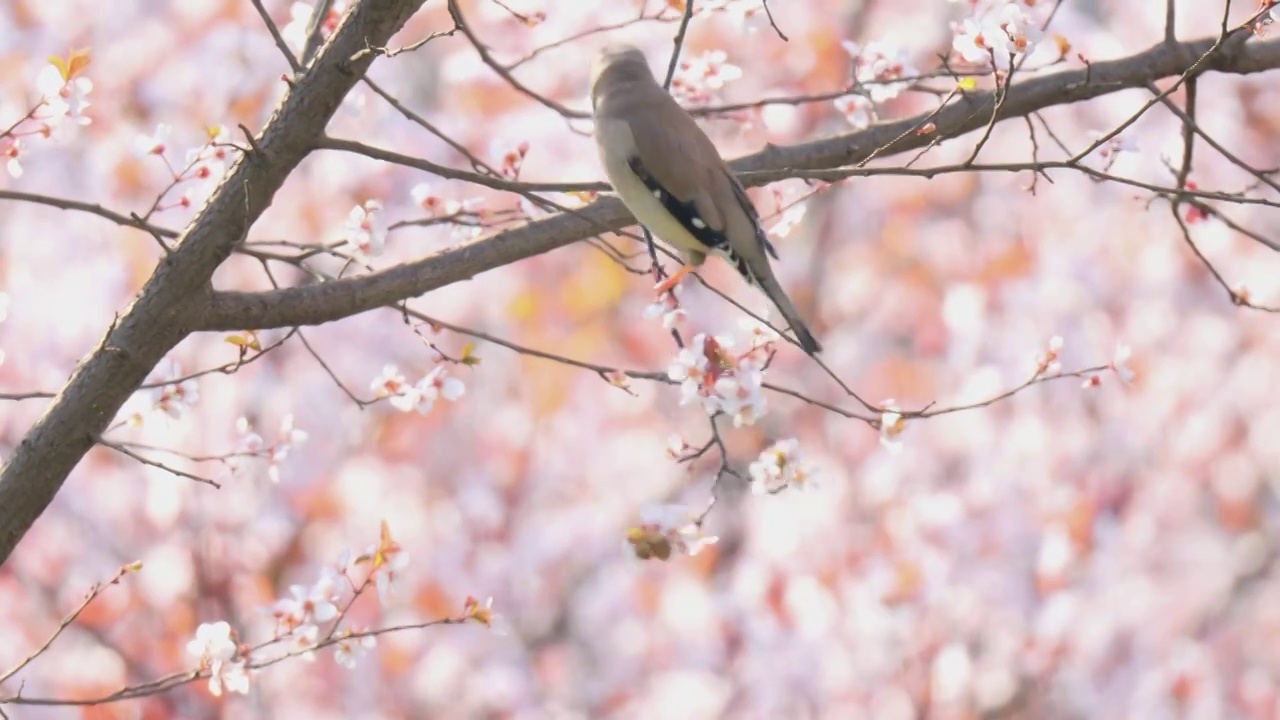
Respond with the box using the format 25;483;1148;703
370;363;467;414
682;0;768;28
343;199;386;259
747;438;819;494
3;50;94;178
233;414;310;483
626;503;718;561
186;621;250;697
264;525;406;668
950;0;1045;66
834;41;919;128
670;50;743;105
643;283;687;329
666;322;779;427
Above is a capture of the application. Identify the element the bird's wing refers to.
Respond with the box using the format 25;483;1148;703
628;109;783;284
622;101;736;257
724;170;779;261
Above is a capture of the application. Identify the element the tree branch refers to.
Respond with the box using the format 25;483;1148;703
197;33;1280;332
0;0;431;567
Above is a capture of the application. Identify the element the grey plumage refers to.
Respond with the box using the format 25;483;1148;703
589;44;823;355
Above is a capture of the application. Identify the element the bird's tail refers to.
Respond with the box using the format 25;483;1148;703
751;270;823;356
723;242;823;355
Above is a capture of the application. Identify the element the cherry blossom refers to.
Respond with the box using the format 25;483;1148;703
187;621;250;696
3;2;1280;717
4;137;24;178
491;139;530;179
342;200;386;258
878;400;906;453
134;124;169;157
643;285;688;330
265;414;309;480
281;1;346;52
627;503;718;561
138;360;199;420
370;364;409;398
665;434;689;460
1035;335;1064;376
410;182;453;214
273;568;341;632
333;633;377;669
187;621;237;664
748;438;819;494
951;1;1043;66
738;317;781;351
671;50;743;104
184;125;233;183
841;41;918;103
1083;130;1140;171
35;58;93;129
833;94;873;128
358;521;410;605
952;17;998;63
377;364;466;415
697;0;766;28
1111;343;1135;384
667;332;769;427
209;660;250;697
228;414;308;482
463;595;507;634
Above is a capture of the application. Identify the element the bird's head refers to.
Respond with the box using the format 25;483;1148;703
589;43;656;108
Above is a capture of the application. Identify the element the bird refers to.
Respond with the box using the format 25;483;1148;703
588;43;823;356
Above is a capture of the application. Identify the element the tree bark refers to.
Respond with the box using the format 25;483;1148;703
0;0;429;566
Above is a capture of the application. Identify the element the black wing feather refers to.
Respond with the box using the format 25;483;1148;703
627;155;729;255
626;156;777;290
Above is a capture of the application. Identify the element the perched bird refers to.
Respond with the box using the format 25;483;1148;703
589;43;823;355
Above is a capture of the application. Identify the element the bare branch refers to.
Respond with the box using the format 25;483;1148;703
0;565;138;686
98;439;222;487
0;0;432;567
761;0;789;42
663;0;697;90
447;0;587;120
199;34;1280;333
250;0;303;73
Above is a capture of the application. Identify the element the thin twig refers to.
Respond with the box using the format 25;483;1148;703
761;0;788;41
663;0;697;90
0;565;137;686
447;0;586;120
250;0;302;73
98;439;222;487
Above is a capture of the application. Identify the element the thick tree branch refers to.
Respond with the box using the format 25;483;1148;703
198;33;1280;332
0;0;429;567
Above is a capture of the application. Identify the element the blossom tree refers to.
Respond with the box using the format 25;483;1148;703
1;0;1280;716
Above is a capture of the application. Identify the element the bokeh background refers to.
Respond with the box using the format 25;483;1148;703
2;0;1280;717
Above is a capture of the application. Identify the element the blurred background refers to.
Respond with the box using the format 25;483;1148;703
1;0;1280;717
